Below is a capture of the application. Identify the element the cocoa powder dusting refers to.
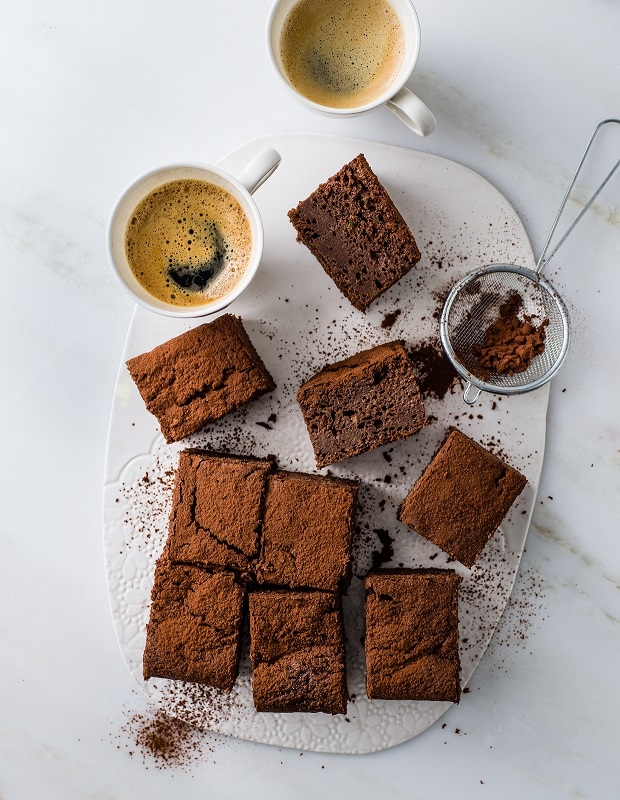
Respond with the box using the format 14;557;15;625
475;292;548;376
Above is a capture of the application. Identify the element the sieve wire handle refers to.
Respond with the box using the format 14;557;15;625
463;382;481;405
536;118;620;275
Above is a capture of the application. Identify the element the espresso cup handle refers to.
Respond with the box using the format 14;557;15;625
236;148;282;194
386;87;437;137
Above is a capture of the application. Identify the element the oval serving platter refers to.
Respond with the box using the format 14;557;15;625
103;133;547;754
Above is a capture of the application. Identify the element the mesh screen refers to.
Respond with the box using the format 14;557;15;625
444;269;568;389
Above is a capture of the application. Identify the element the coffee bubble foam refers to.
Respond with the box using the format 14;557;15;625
280;0;405;109
125;179;253;307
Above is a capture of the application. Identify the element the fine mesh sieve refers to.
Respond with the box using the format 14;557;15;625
440;119;620;405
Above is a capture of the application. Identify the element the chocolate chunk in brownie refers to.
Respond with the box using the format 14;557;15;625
398;428;527;568
288;154;421;312
297;340;427;469
126;314;275;443
143;560;245;692
255;471;358;592
249;590;348;714
166;450;275;576
365;568;461;702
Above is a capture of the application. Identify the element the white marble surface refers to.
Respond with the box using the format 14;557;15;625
1;0;619;797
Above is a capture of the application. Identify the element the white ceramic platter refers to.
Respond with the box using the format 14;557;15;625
103;133;548;754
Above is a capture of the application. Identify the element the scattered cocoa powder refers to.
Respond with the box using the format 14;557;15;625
118;708;209;769
408;339;460;400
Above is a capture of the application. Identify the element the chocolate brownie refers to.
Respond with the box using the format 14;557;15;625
126;314;275;443
249;590;347;714
288;154;421;312
166;450;275;576
365;568;461;702
255;470;358;592
143;559;245;692
297;341;427;469
398;428;527;568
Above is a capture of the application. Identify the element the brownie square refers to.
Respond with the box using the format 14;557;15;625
255;471;358;592
288;154;421;312
126;314;275;443
143;560;245;692
297;340;427;469
249;590;348;714
166;450;275;575
398;428;527;568
365;568;461;702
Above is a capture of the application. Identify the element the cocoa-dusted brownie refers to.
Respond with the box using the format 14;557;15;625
297;341;427;469
126;314;275;443
249;590;347;714
365;568;461;703
255;470;358;592
143;559;245;692
288;154;421;312
398;428;527;568
166;450;275;576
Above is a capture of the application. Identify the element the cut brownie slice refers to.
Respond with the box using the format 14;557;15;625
288;154;421;312
249;590;348;714
255;470;358;592
166;450;275;576
365;568;461;702
126;314;275;443
297;340;427;469
143;560;245;692
398;428;527;568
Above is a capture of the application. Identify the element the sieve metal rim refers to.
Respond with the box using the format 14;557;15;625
439;263;572;397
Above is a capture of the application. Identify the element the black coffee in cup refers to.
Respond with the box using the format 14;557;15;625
124;179;252;307
279;0;405;109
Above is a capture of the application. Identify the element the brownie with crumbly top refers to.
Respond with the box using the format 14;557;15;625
166;450;275;577
143;559;245;692
365;568;461;702
255;470;358;592
398;428;527;568
249;590;348;714
288;154;421;312
126;314;275;443
297;340;427;469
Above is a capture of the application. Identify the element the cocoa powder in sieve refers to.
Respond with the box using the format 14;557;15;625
475;292;548;376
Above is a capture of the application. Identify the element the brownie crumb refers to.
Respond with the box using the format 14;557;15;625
381;309;402;329
370;528;394;569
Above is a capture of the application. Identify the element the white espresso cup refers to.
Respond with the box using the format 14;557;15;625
267;0;436;136
107;148;281;318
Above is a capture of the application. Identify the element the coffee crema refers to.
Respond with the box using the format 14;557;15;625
125;179;252;307
279;0;405;109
